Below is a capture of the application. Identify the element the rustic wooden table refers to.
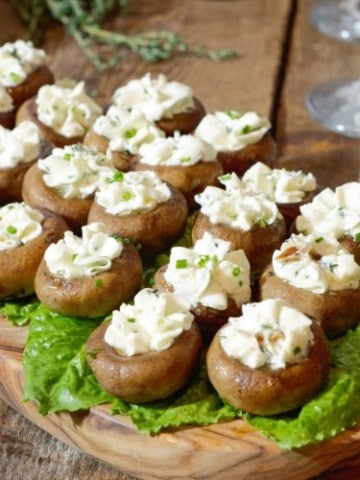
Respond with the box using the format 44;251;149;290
0;0;360;479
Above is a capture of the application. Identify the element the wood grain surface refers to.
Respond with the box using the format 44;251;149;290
0;0;360;478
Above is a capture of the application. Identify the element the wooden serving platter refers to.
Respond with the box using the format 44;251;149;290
1;315;360;480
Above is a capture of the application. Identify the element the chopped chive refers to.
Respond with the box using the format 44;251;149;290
198;255;210;267
180;156;192;164
238;280;243;287
95;279;103;288
124;128;137;139
63;153;72;161
6;225;17;234
355;232;360;244
88;349;98;359
127;317;136;323
122;191;132;201
176;259;188;269
293;345;301;355
242;125;251;134
315;237;324;243
226;110;242;120
113;171;124;182
232;266;241;277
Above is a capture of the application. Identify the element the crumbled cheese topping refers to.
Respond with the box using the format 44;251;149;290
220;298;314;370
0;121;42;168
296;182;360;242
0;85;13;112
93;105;165;154
38;143;116;199
195;110;271;151
104;288;194;355
241;161;317;203
112;73;195;121
0;40;46;87
36;80;102;138
0;202;44;251
272;233;360;294
164;232;251;310
195;180;281;230
44;222;123;280
138;131;217;166
95;170;171;215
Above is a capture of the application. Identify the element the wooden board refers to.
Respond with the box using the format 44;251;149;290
1;315;360;480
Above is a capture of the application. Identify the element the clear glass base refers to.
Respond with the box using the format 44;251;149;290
305;77;360;138
310;0;360;42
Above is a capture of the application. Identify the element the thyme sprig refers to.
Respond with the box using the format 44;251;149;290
9;0;238;70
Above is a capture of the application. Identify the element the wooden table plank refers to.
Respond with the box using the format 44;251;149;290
275;0;360;190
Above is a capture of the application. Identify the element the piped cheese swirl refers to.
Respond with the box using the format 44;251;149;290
164;232;251;310
195;181;281;230
0;40;46;87
220;298;314;370
0;202;44;251
0;121;42;168
93;105;165;154
195;110;271;151
44;222;123;280
112;73;195;121
138;132;217;166
38;143;116;199
95;170;171;215
272;233;360;294
241;162;317;203
104;288;194;355
36;80;102;138
0;85;13;112
296;182;360;242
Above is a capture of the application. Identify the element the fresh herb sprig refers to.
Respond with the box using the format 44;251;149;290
9;0;238;70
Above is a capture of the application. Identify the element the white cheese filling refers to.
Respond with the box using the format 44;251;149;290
272;233;360;294
195;110;271;151
195;181;281;231
44;222;123;280
0;85;13;112
93;105;165;154
112;73;195;121
138;132;217;166
104;288;194;355
0;121;42;168
241;161;317;203
95;170;171;215
36;80;102;138
164;232;251;310
38;143;116;199
0;40;46;87
296;182;360;242
0;202;44;251
220;298;314;370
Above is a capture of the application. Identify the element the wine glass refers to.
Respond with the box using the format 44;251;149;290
305;0;360;138
310;0;360;42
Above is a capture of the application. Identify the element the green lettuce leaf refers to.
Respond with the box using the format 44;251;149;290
112;364;238;433
246;326;360;449
23;304;114;414
0;297;40;326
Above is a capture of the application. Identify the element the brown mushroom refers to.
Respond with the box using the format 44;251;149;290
7;65;54;109
35;241;143;318
86;320;202;403
207;319;330;415
154;264;241;340
192;212;287;275
0;138;52;204
0;207;68;299
259;264;360;338
155;97;206;136
16;96;84;147
22;163;93;233
88;184;188;257
217;132;277;177
133;159;223;210
83;127;134;171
